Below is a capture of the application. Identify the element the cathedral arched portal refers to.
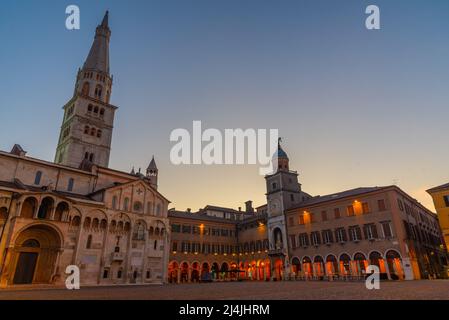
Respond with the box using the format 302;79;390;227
8;224;62;285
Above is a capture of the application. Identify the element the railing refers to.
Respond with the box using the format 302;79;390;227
111;252;125;261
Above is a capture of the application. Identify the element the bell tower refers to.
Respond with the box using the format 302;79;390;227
55;11;117;169
265;139;308;280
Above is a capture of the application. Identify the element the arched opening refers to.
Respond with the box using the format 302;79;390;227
302;256;312;277
70;215;81;229
354;252;368;276
92;218;99;230
274;258;283;280
313;256;325;278
54;202;69;221
83;217;92;229
386;250;403;280
191;262;200;282
0;207;8;230
201;262;211;281
180;262;189;283
326;255;338;276
20;197;37;219
339;254;351;276
11;225;61;285
291;257;301;277
37;197;54;220
220;262;229;280
168;261;179;283
211;262;219;280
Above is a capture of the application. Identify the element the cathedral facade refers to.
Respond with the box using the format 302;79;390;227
0;12;170;288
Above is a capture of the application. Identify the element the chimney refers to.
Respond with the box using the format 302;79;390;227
187;208;191;213
245;200;254;213
238;207;242;212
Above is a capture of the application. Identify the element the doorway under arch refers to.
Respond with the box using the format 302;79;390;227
10;224;62;285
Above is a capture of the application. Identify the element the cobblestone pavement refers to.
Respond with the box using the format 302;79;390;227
0;280;449;300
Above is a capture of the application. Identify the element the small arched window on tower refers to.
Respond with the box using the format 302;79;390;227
100;108;105;117
84;125;89;134
88;104;93;112
97;130;102;138
89;153;94;162
94;106;99;114
90;128;96;136
34;171;42;185
94;85;103;99
82;82;90;96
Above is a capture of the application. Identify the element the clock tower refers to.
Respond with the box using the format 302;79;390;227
265;139;310;280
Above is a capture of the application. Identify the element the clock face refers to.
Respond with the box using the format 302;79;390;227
270;199;281;215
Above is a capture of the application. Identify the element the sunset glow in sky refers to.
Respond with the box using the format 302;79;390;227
1;0;448;211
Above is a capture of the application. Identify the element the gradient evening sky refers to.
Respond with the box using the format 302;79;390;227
0;0;448;211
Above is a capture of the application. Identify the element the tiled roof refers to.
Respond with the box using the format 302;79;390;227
427;182;449;193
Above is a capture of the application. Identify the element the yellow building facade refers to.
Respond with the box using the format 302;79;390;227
427;182;449;251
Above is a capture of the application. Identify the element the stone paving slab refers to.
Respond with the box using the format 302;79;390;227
0;280;449;300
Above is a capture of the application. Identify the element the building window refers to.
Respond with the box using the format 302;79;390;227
335;228;346;243
289;235;297;248
290;194;294;202
444;195;449;207
347;205;355;216
363;224;378;240
299;214;305;225
112;196;117;210
321;210;327;221
272;182;277;190
310;232;321;246
288;217;294;227
377;199;386;211
362;202;370;214
34;171;42;185
123;198;129;211
334;208;341;219
397;199;404;211
299;233;309;247
171;224;181;233
381;221;393;238
146;270;151;279
103;269;109;279
182;225;191;233
117;269;122;279
86;234;92;249
349;226;362;242
67;178;74;192
133;201;143;213
322;230;333;244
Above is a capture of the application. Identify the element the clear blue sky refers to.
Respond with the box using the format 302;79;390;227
1;0;448;211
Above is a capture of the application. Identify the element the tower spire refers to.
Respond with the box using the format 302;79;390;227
83;11;111;74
